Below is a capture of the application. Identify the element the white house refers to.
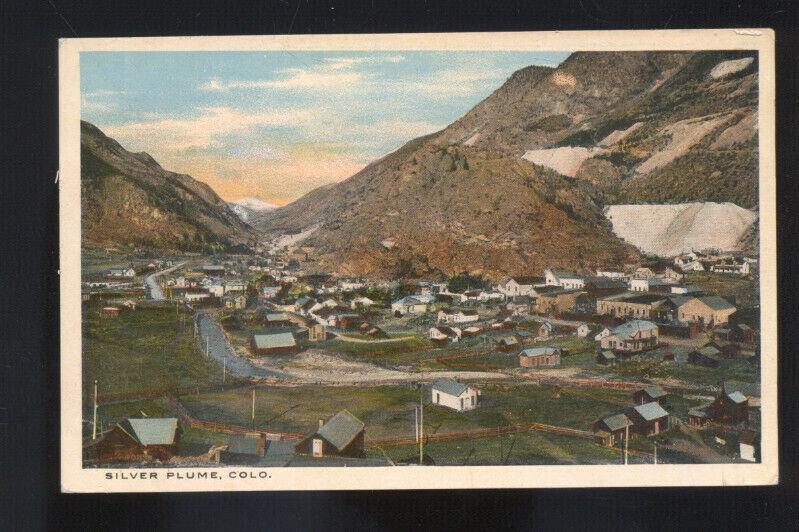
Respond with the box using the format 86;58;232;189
107;267;136;278
224;280;246;293
710;261;750;275
391;295;430;315
595;320;659;353
207;283;225;298
183;290;210;303
674;252;699;268
595;270;626;280
681;260;706;272
495;277;540;298
576;323;591;338
544;269;586;290
430;379;481;412
437;309;479;324
350;296;376;309
477;290;505;302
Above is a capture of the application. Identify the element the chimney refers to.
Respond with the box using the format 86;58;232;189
318;418;325;429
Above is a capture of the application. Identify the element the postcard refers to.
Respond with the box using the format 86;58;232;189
59;29;777;492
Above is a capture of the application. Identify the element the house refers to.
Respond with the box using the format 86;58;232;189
670;285;702;295
593;413;633;446
595;293;670;320
687;345;723;368
437;308;479;324
687;407;710;427
250;332;297;356
294;410;365;458
495;277;542;297
534;287;586;314
95;418;180;462
106;267;136;279
632;386;667;405
259;286;281;300
732;323;756;345
711;261;750;275
630;277;674;292
518;347;561;368
200;264;226;276
538;321;555;338
183;289;211;304
674;252;699;268
496;336;519;351
544;269;586;290
629;402;670;436
680;260;706;272
677;295;736;327
430;379;481;412
350;296;376;309
595;269;627;280
305;322;326;342
707;388;750;424
738;430;759;462
264;312;293;327
223;279;246;293
596;350;617;366
576;323;591;338
207;283;225;298
100;306;122;317
584;276;628;296
595;320;658;353
477;290;505;302
391;295;430;316
218;433;266;465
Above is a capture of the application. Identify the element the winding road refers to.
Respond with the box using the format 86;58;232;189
144;261;186;300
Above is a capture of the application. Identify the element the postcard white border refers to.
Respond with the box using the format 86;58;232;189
60;29;777;492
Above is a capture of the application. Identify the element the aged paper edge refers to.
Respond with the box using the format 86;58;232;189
59;29;778;493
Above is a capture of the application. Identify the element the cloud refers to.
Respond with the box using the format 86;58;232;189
81;90;126;113
101;106;312;151
200;54;405;92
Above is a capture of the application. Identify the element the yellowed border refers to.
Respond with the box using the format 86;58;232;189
60;29;777;493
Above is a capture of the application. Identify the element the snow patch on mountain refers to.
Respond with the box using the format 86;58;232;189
604;202;757;257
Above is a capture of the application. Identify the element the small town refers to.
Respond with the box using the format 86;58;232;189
82;242;760;467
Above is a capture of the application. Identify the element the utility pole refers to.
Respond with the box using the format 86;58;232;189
92;379;98;440
624;424;629;465
419;388;424;465
415;406;419;443
653;442;658;465
205;336;209;358
251;387;256;426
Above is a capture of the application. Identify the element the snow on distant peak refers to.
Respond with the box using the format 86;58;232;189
228;197;277;222
230;197;277;211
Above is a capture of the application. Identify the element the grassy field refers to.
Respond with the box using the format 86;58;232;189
365;430;646;465
683;271;758;308
323;336;433;366
177;382;673;441
83;303;225;397
606;355;757;387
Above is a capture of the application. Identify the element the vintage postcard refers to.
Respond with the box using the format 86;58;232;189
59;29;777;492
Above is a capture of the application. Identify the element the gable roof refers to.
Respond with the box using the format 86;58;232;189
252;332;296;350
431;378;470;397
698;295;736;310
520;346;559;357
601;413;632;431
612;320;658;341
726;391;748;404
633;402;669;421
317;410;365;451
119;418;179;446
599;350;616;360
642;386;667;399
550;269;584;280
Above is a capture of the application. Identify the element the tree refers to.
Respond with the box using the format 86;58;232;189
447;272;487;293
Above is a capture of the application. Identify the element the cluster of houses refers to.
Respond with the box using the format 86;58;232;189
674;251;755;276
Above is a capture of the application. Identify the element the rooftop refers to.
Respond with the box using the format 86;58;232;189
119;418;179;446
602;413;633;431
317;410;365;451
431;378;470;397
520;347;559;357
252;332;296;350
633;401;669;421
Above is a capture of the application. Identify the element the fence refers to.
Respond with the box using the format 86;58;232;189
167;397;304;442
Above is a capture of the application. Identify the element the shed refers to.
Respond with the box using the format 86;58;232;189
630;402;670;436
96;417;180;462
294;410;365;458
251;332;298;356
518;347;561;368
593;413;633;445
596;350;617;366
632;386;667;405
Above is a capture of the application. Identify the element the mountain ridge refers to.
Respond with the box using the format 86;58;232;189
255;50;758;278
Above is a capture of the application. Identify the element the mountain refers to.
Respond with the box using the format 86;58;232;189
255;50;759;278
81;121;256;251
228;197;277;223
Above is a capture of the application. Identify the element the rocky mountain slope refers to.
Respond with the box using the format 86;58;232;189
255;50;759;278
81;121;256;251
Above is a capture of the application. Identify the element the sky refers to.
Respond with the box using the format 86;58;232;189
81;51;570;205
